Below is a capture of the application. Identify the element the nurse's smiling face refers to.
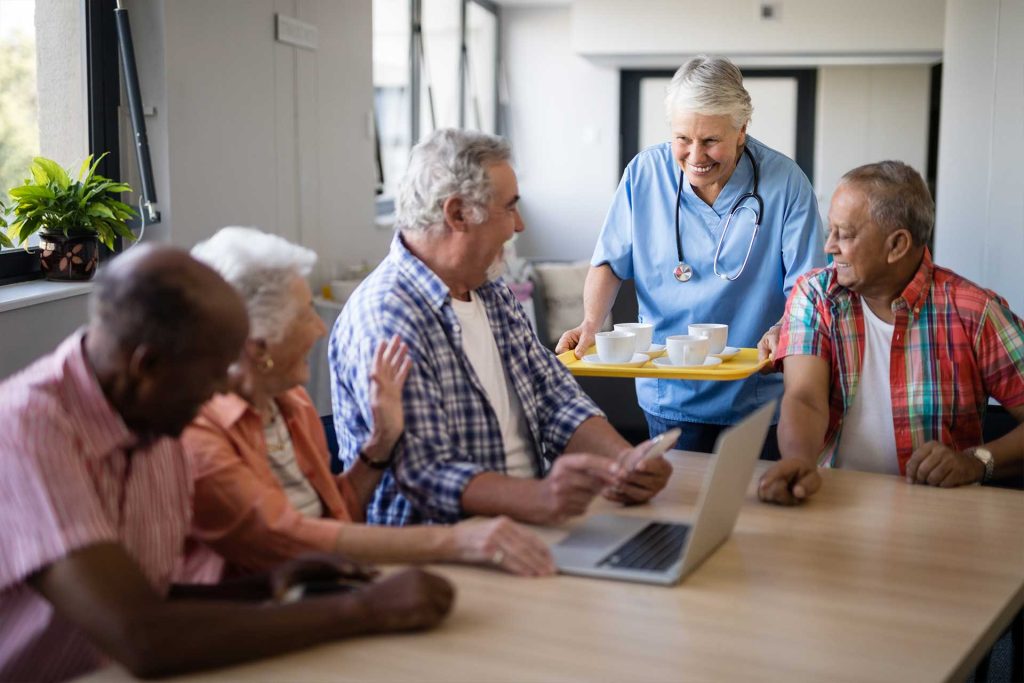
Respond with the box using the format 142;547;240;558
670;112;746;206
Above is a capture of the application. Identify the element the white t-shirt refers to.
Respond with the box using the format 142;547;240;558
450;294;536;478
835;302;899;475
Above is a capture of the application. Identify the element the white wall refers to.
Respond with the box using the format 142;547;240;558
0;293;89;380
502;6;619;260
934;0;1024;314
815;66;931;213
503;5;936;261
155;0;388;280
571;0;944;60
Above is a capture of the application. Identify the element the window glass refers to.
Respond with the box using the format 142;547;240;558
0;0;41;250
419;0;460;134
464;1;496;133
373;0;411;201
371;0;501;213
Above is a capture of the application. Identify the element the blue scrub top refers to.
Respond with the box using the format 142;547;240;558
591;136;824;425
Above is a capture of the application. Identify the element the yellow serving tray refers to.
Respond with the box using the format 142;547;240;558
558;346;769;380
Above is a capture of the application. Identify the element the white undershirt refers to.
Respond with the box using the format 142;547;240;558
264;400;325;518
835;302;899;475
450;294;536;478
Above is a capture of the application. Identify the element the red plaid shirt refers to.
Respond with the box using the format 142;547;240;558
778;249;1024;474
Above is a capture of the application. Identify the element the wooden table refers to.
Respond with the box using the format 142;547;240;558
82;452;1024;683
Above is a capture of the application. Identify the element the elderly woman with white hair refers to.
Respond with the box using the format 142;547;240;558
181;227;554;579
558;55;825;458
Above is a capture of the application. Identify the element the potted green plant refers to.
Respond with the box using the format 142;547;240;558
5;154;137;281
0;200;13;249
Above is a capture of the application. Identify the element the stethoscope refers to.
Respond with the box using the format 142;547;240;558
673;146;764;282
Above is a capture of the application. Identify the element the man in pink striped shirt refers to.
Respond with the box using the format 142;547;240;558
0;245;453;682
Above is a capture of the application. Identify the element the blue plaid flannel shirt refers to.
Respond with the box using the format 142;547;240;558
329;234;603;525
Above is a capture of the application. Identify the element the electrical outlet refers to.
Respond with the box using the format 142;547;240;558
275;14;318;51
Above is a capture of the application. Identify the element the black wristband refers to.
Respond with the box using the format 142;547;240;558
357;433;402;470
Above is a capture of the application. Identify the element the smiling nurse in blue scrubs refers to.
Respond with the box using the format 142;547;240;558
557;55;824;458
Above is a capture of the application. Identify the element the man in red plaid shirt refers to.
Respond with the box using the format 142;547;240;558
758;161;1024;505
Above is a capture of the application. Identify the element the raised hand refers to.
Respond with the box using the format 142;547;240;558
366;335;412;457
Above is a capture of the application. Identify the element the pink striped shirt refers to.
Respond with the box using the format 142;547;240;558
0;331;193;682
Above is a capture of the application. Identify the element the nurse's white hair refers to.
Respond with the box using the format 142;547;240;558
397;128;512;234
664;55;753;130
191;226;317;343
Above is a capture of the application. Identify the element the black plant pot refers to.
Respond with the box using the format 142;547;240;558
39;233;99;281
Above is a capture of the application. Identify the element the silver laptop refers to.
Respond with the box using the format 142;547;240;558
552;400;776;585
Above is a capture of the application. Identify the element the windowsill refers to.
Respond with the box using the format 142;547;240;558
0;279;93;313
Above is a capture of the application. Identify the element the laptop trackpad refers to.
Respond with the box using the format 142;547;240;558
552;514;654;568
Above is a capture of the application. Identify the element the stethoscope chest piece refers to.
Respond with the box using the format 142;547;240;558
673;262;693;282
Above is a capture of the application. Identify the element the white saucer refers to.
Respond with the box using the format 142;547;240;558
652;356;723;369
710;346;740;360
582;353;650;368
639;343;666;357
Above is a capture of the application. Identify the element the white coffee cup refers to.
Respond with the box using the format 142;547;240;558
613;322;654;352
688;323;728;354
595;330;636;363
666;334;709;366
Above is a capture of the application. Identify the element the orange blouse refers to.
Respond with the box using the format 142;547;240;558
180;386;363;581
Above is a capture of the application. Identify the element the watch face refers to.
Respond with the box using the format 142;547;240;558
973;447;994;482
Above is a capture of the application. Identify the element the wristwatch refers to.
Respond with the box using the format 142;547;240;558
358;447;396;470
358;433;404;470
970;447;994;483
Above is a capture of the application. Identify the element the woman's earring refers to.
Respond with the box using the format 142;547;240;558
258;356;275;373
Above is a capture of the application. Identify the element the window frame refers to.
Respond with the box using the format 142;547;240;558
0;0;121;285
374;0;500;217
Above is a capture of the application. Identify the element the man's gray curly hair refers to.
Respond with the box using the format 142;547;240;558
396;128;512;234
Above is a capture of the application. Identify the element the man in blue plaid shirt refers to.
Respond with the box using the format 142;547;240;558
330;129;672;531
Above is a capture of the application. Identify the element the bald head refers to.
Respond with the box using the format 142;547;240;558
87;244;249;438
90;244;248;358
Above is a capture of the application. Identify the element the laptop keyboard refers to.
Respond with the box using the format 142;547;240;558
598;522;690;572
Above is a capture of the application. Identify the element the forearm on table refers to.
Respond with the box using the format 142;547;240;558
777;393;829;465
334;523;453;564
132;592;374;677
169;574;274;602
461;472;543;524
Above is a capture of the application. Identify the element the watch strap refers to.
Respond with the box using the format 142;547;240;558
971;447;994;483
358;433;403;470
